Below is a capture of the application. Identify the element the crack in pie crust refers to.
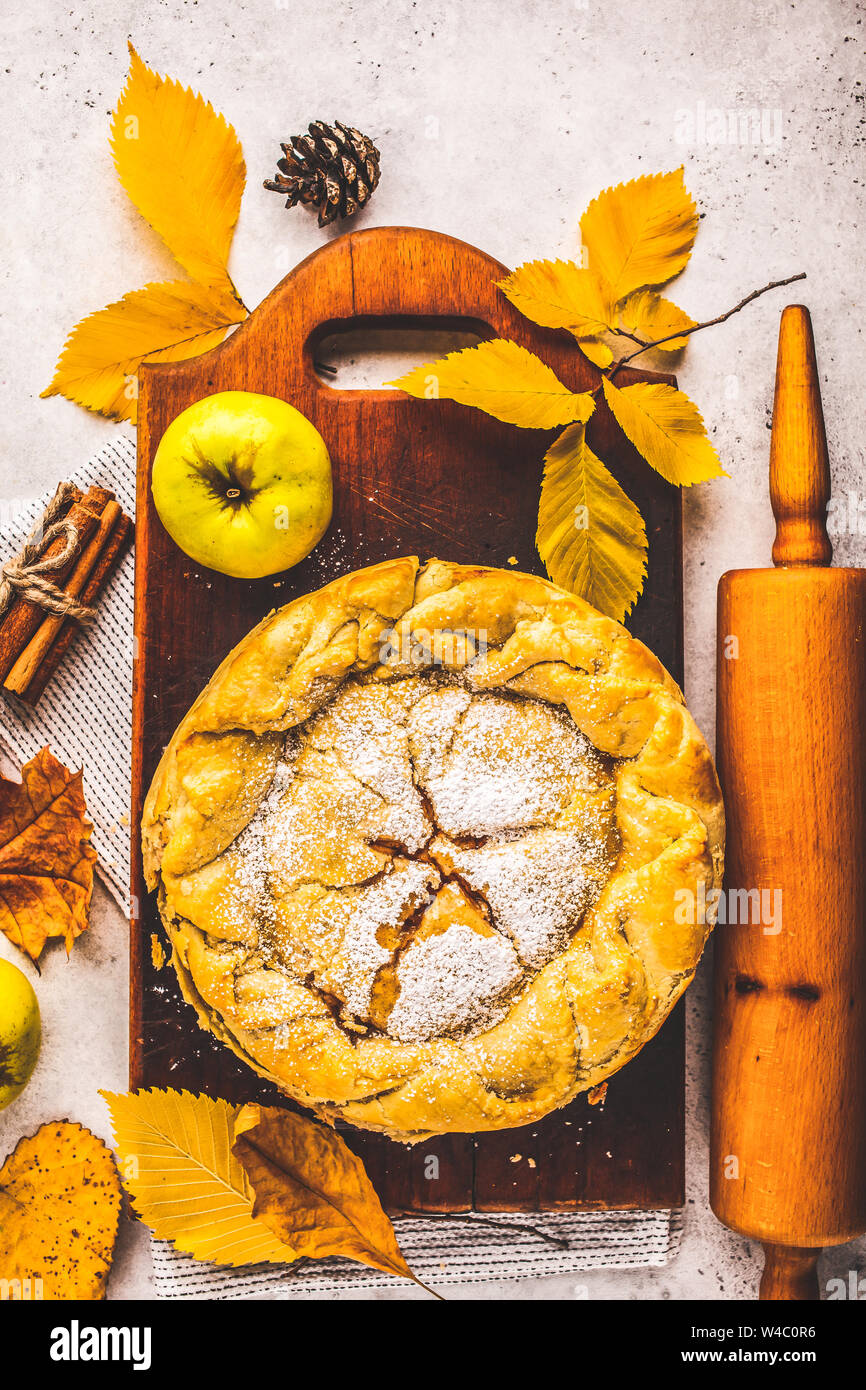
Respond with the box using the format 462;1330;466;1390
142;558;724;1141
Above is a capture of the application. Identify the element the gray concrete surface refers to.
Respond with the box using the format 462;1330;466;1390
1;0;865;1300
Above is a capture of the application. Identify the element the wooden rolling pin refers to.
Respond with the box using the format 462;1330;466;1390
711;304;866;1299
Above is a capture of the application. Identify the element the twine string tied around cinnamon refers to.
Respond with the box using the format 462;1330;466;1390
0;484;97;625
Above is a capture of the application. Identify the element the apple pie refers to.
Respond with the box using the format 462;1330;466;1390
142;558;724;1140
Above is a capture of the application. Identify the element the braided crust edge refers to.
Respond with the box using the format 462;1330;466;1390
142;557;724;1141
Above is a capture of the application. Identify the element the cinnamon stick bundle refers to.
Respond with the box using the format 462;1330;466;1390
0;483;133;705
16;514;134;706
0;485;112;681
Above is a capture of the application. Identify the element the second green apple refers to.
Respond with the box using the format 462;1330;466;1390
0;957;41;1110
152;391;333;579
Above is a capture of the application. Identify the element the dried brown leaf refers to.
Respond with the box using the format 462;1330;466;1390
233;1103;431;1290
0;748;97;963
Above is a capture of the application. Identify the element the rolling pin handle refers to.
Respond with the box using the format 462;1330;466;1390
770;305;833;568
760;1244;820;1301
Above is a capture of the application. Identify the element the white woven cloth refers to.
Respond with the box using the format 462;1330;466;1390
0;434;683;1293
0;435;136;910
152;1208;682;1297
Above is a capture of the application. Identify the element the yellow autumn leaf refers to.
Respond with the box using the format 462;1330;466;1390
498;260;615;370
110;44;246;288
618;290;697;351
498;260;613;338
101;1088;300;1268
580;169;698;303
602;378;725;486
0;1120;122;1301
576;337;614;369
537;424;647;621
41;280;247;424
390;339;595;430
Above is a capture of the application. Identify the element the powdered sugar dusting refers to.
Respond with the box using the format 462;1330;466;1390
433;828;610;969
305;861;437;1016
389;923;522;1043
223;673;618;1043
308;679;432;852
409;689;601;837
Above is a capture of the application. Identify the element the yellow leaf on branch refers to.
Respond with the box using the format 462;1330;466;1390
580;168;698;303
602;378;725;486
0;1120;122;1300
390;339;595;430
498;260;613;338
498;259;614;368
110;43;246;289
233;1103;424;1286
574;337;614;369
537;424;647;621
41;280;247;424
101;1088;299;1268
618;290;697;351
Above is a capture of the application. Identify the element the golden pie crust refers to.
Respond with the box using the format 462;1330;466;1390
142;558;724;1141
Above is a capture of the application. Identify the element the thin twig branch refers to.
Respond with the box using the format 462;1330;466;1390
396;1210;571;1249
606;271;807;380
609;326;650;348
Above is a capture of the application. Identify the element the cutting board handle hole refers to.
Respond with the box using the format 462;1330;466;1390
309;316;488;391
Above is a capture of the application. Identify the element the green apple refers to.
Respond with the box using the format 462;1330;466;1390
151;391;333;578
0;958;40;1110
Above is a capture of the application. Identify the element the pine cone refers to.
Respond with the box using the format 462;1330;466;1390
264;121;381;227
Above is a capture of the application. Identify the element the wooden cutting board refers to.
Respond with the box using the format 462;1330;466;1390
131;226;684;1213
